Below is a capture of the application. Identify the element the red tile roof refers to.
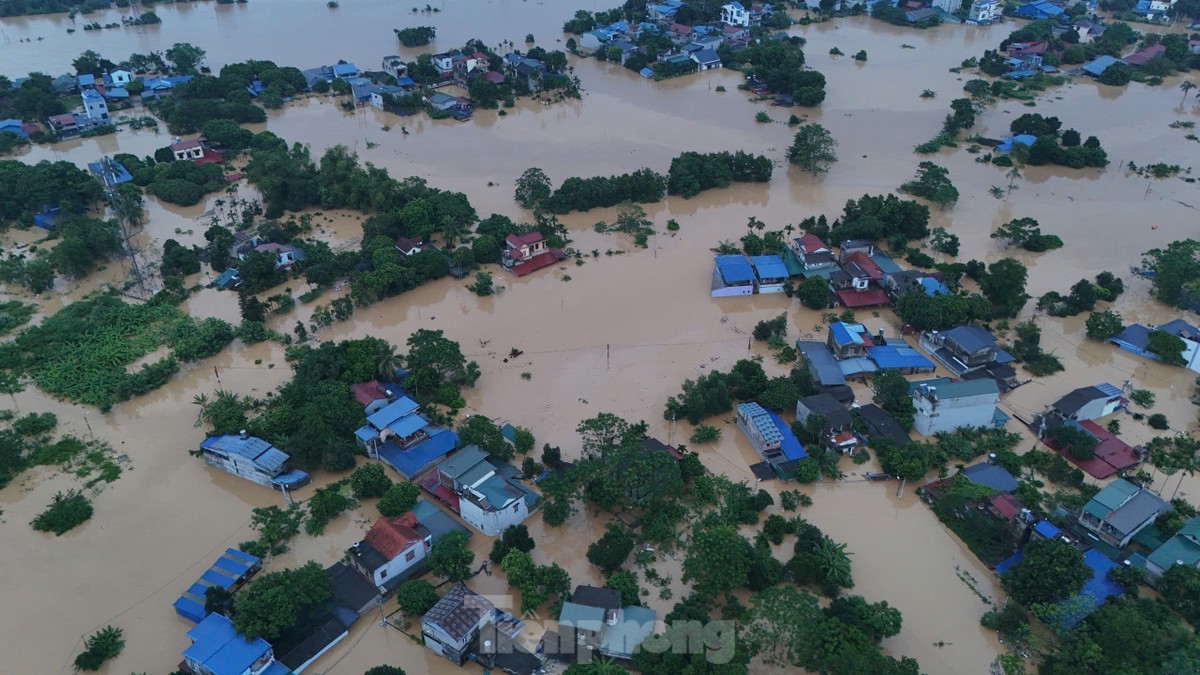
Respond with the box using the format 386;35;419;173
797;233;829;254
171;138;204;151
669;23;693;35
506;231;545;248
844;252;883;281
1124;44;1166;66
836;288;891;308
364;513;422;560
511;251;562;277
351;380;387;406
49;113;75;125
988;494;1021;521
483;71;505;84
1049;421;1139;479
394;237;422;252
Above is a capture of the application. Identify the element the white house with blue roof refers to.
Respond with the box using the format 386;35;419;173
422;445;538;536
712;255;756;297
1110;319;1200;373
182;612;291;675
721;1;750;25
198;433;310;489
81;88;109;123
749;255;787;293
736;402;807;479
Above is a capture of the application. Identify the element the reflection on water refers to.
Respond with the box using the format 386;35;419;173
2;2;1199;674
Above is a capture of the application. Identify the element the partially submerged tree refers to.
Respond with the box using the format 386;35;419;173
787;123;838;174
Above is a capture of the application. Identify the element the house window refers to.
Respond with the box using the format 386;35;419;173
405;550;416;562
380;569;387;579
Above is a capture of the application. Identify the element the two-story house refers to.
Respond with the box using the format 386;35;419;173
354;396;428;454
721;1;750;25
82;88;109;123
1079;479;1170;548
919;325;1018;383
1047;383;1125;423
425;445;536;536
826;322;870;360
795;393;860;453
170;137;222;164
422;583;497;666
884;269;949;301
549;585;657;663
967;0;1001;23
349;512;431;590
839;239;874;261
381;55;407;79
790;233;836;271
911;379;1003;436
1146;517;1200;578
503;231;565;276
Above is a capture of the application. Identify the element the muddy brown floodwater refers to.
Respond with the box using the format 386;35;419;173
2;1;1199;673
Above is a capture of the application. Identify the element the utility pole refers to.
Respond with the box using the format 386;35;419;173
606;343;610;370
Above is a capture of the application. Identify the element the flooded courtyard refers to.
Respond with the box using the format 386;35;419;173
1;1;1199;673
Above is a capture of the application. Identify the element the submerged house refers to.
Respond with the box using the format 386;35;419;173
550;585;657;662
1047;383;1125;423
182;613;290;675
911;379;1005;436
790;233;836;271
420;445;539;536
1145;517;1200;578
173;548;262;624
348;499;471;591
355;397;459;479
1079;479;1170;548
712;255;756;297
795;393;860;453
171;137;223;164
422;583;520;666
503;231;565;276
749;255;787;294
736;401;807;479
854;403;910;447
919;325;1019;390
1110;320;1200;373
198;433;311;489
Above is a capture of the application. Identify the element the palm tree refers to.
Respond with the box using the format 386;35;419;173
192;393;209;427
375;344;402;381
814;538;853;589
1181;80;1196;106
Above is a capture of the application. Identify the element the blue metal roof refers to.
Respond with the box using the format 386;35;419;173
184;613;274;675
830;322;866;347
386;412;429;438
332;62;358;76
1095;382;1122;397
1082;55;1123;76
200;435;290;475
750;255;788;280
715;255;755;284
869;345;935;370
961;462;1018;493
366;396;420;430
737;402;783;445
378;428;459;479
766;410;807;461
869;252;903;274
354;425;377;442
797;340;846;387
1034;520;1062;539
919;277;950;296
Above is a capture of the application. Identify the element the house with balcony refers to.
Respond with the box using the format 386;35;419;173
381;55;407;78
712;255;755;297
419;445;539;536
790;233;836;272
198;433;311;489
829;257;890;308
967;0;1001;23
502;231;565;276
827;322;870;360
354;397;459;479
721;1;751;25
919;325;1019;390
911;379;1005;436
1079;479;1170;548
750;255;787;293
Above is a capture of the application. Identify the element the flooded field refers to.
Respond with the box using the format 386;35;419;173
1;1;1199;674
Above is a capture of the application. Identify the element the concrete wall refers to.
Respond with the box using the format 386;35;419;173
461;496;529;537
913;392;997;436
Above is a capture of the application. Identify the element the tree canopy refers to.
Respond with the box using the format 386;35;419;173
1001;538;1090;606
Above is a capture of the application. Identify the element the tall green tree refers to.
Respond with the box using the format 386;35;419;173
1001;538;1089;606
428;531;474;581
787;123;838;174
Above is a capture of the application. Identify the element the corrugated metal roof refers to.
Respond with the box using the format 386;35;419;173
869;345;935;370
200;435;289;474
715;255;755;283
749;255;788;279
797;340;846;387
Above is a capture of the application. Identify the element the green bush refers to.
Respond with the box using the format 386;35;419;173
31;489;93;535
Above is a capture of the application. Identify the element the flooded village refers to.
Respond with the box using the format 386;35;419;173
0;0;1199;674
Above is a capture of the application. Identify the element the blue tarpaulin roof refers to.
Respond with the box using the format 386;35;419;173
715;255;755;283
766;410;807;461
1034;520;1063;539
994;548;1120;629
750;255;788;280
869;345;935;370
378;428;459;479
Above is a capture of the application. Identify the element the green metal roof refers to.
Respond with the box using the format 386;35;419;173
1084;479;1140;520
